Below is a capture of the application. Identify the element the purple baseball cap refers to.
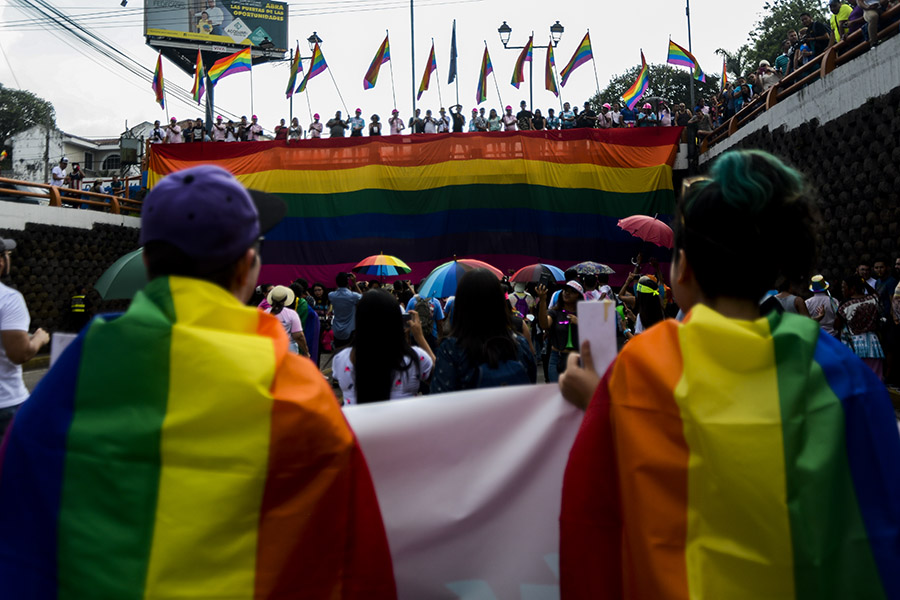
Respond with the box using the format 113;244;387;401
140;165;286;270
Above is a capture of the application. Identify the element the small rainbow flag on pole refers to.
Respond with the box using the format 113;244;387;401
191;49;206;104
621;50;649;110
417;42;437;100
510;35;533;89
476;45;493;104
721;58;728;90
666;39;696;69
545;40;559;97
559;32;592;87
285;43;301;99
364;34;391;90
296;42;327;94
208;46;251;86
152;52;165;109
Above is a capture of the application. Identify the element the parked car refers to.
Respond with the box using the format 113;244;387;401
0;181;49;205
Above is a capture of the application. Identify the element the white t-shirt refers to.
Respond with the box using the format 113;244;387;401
0;282;31;409
333;346;433;405
51;165;66;186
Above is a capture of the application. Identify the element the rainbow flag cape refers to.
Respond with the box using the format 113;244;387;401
152;52;164;109
208;46;251;86
417;42;437;100
511;35;533;89
721;57;728;90
666;39;695;69
364;34;390;90
561;305;900;600
191;49;206;104
0;276;397;599
559;32;592;87
285;42;302;99
545;39;559;97
297;42;327;94
147;127;682;285
475;46;493;104
621;51;649;110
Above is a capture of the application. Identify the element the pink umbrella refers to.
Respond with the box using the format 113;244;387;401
617;215;674;249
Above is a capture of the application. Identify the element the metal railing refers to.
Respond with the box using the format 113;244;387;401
0;176;142;215
701;4;900;154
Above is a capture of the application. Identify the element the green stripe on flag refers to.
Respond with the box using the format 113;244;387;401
769;312;886;600
58;278;176;599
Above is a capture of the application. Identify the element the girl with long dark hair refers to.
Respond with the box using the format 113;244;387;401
332;290;434;404
431;269;536;392
536;280;584;382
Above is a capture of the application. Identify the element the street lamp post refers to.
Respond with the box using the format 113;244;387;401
497;20;564;109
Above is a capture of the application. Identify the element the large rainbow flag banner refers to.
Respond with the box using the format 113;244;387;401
622;51;649;110
147;128;682;285
559;32;592;87
208;46;251;86
0;276;397;598
561;305;900;599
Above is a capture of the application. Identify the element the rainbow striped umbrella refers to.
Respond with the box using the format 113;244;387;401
352;254;412;278
510;263;566;283
418;259;503;298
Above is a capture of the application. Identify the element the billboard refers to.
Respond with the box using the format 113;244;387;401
145;0;287;51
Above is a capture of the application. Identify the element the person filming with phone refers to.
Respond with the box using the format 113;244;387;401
536;280;584;382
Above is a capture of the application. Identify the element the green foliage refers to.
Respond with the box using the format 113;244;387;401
591;63;722;109
0;84;56;149
718;0;828;78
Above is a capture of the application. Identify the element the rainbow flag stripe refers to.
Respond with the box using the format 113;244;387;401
364;34;391;90
417;43;437;100
146;128;682;285
559;32;592;87
722;58;728;90
622;64;649;110
511;36;533;89
545;41;559;97
561;305;900;600
667;39;695;69
0;276;397;598
208;46;251;86
476;46;493;104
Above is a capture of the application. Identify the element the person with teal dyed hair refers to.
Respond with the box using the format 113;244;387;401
557;149;900;600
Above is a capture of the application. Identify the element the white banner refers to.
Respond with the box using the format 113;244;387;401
345;384;583;600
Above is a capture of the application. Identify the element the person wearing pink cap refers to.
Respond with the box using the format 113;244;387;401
308;113;323;138
388;109;405;135
212;115;226;141
349;108;365;137
636;102;658;127
597;103;613;129
164;117;183;143
501;105;517;131
247;115;263;141
536;280;583;382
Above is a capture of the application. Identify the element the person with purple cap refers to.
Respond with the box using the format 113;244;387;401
536;279;583;382
0;165;398;595
309;113;323;138
349;108;365;137
388;109;405;135
0;236;49;437
247;115;263;141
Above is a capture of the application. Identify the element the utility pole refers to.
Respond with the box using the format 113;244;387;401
687;0;695;108
411;0;416;114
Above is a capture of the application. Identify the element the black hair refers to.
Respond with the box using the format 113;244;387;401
144;240;255;292
336;272;350;287
597;273;609;285
293;277;308;292
449;268;517;368
353;290;420;404
583;274;598;288
564;268;578;281
843;275;865;295
674;150;818;302
636;281;665;329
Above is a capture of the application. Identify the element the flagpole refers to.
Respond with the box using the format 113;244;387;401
249;47;255;117
328;67;349;114
289;44;294;125
410;0;416;114
433;38;443;108
453;20;459;106
552;41;563;113
686;0;695;108
588;29;601;96
387;30;397;109
486;41;503;109
306;85;313;128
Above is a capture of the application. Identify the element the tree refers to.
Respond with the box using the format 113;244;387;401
717;0;827;78
0;84;56;149
591;63;722;109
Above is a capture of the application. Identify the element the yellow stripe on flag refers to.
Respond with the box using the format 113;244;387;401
143;277;276;599
674;306;795;600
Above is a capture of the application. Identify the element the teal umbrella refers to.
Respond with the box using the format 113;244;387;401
94;248;147;300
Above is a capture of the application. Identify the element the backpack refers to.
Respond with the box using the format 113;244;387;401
414;297;435;336
512;293;530;319
474;337;530;389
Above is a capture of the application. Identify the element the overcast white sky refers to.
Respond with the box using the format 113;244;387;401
0;0;773;137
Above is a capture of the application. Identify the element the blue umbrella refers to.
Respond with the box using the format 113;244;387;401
418;259;503;298
510;263;566;283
